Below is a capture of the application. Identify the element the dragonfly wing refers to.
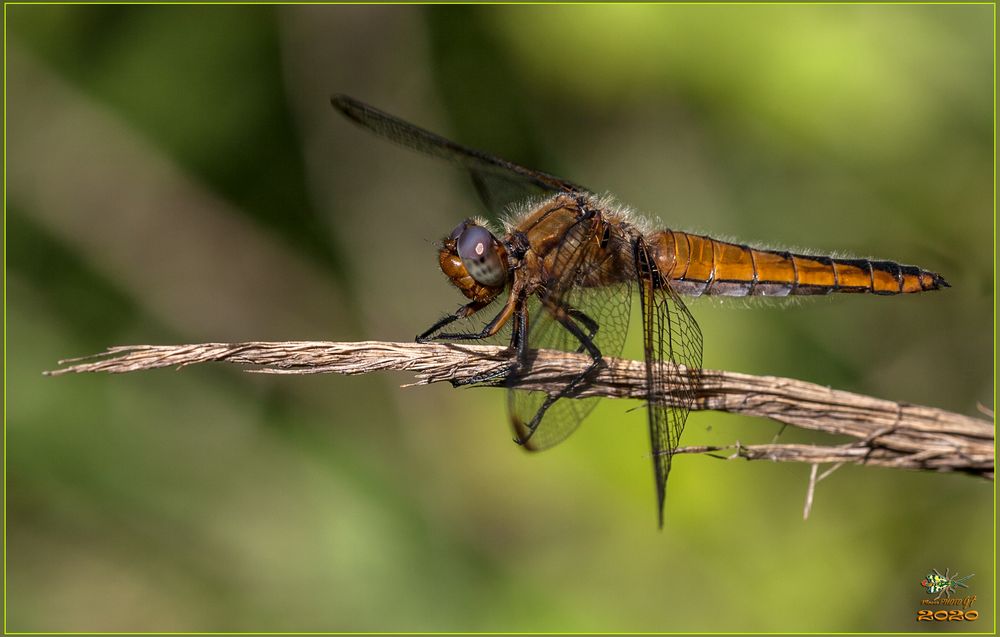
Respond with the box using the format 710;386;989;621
332;95;589;216
637;241;704;527
508;219;632;450
469;172;560;222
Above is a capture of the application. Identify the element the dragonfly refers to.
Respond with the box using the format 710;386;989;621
331;95;949;526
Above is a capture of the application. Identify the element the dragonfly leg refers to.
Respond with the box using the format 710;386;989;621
416;300;490;342
450;298;528;388
514;301;604;445
566;306;599;353
451;364;512;387
421;283;521;344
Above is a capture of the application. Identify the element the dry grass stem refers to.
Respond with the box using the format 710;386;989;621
47;340;994;479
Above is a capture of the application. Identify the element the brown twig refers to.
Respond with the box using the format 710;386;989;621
46;340;994;479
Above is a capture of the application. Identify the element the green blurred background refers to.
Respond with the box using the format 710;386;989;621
5;4;994;632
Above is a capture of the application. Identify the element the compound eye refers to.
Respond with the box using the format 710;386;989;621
456;225;506;287
448;221;467;242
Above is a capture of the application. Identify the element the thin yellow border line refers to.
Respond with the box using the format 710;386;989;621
993;3;998;637
0;1;996;4
1;3;995;636
3;2;8;635
0;631;976;635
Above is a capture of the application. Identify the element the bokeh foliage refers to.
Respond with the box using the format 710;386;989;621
6;4;993;632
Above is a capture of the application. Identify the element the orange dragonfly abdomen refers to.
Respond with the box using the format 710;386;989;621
649;230;948;297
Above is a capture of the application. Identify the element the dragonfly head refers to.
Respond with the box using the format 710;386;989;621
439;219;509;303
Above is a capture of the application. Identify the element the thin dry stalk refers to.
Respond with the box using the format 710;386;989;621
46;340;993;479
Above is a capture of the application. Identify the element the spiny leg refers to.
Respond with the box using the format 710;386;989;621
566;306;599;353
450;293;528;388
514;301;604;445
417;280;521;343
416;300;489;342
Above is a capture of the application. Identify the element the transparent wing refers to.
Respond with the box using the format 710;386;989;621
637;242;704;527
508;219;633;450
332;95;589;216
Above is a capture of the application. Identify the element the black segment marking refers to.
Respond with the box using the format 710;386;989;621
871;260;903;295
899;264;921;291
705;239;717;292
816;255;837;292
680;233;694;281
784;251;798;294
747;246;759;296
836;258;871;268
